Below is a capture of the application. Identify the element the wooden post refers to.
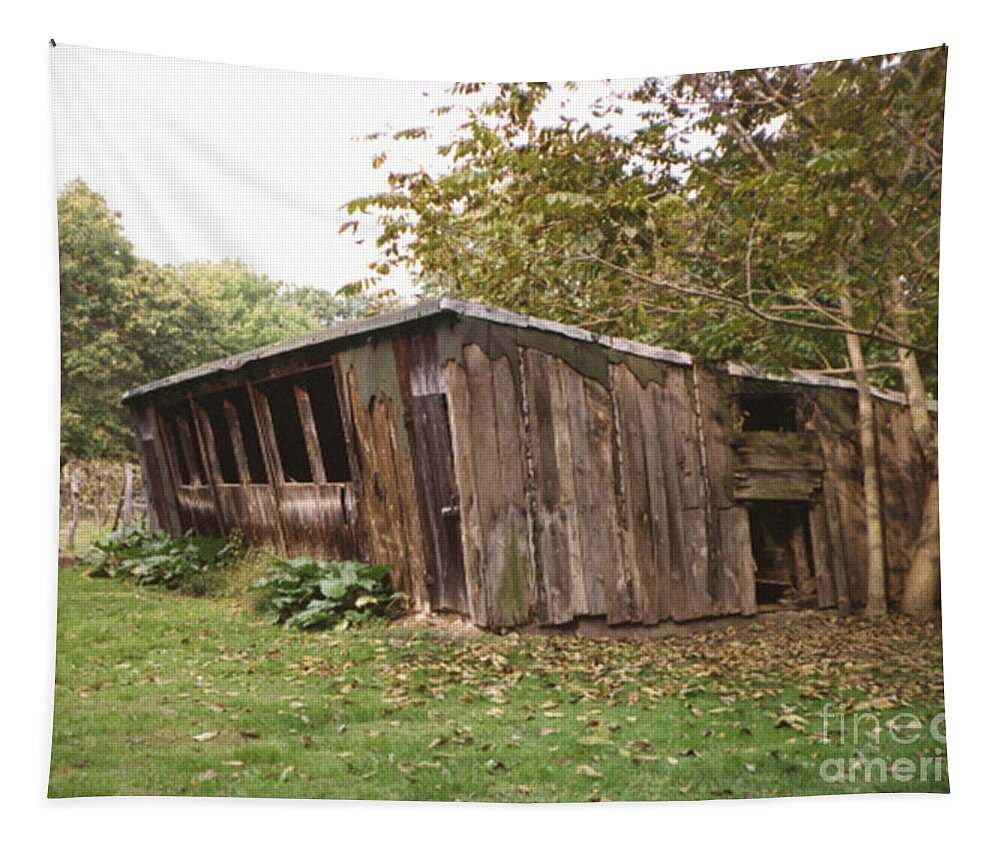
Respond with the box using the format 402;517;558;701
294;384;328;483
245;380;290;552
66;463;80;552
111;472;125;531
175;412;203;486
188;395;225;534
122;462;134;528
223;398;253;484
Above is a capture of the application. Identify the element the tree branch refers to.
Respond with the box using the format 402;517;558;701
572;253;938;356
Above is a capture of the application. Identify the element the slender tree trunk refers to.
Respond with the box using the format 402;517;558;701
891;277;941;618
840;294;888;617
122;462;134;529
901;473;939;616
66;463;80;553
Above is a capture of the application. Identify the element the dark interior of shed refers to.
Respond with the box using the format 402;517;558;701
748;500;817;606
259;368;352;484
739;394;798;432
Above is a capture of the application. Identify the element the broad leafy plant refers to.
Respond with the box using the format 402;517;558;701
253;557;406;630
81;527;230;590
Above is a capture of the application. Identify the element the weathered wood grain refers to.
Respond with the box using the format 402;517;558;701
806;398;864;609
133;401;180;535
408;394;467;613
522;349;577;624
175;485;221;537
731;431;824;502
245;381;291;552
655;370;713;620
521;349;619;623
561;365;610;616
442;357;485;622
222;399;253;485
344;365;428;606
637;381;672;621
444;345;534;627
876;399;927;606
808;497;838;608
694;363;755;615
613;364;660;624
394;335;466;614
189;396;228;535
293;385;328;484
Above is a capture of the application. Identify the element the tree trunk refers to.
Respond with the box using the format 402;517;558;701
900;471;940;617
122;462;134;529
840;294;888;617
891;276;940;618
66;463;80;553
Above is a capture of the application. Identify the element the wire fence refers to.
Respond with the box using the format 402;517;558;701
59;460;147;554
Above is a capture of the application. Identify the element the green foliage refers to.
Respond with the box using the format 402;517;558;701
81;527;231;591
350;51;943;393
57;181;375;462
253;557;405;630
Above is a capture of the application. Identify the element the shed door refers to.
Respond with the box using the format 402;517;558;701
407;393;468;613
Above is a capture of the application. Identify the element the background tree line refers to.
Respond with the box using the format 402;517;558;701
58;179;393;463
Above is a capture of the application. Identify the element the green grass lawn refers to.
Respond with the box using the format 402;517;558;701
49;568;948;801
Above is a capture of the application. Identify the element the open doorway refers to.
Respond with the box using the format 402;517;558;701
748;501;817;606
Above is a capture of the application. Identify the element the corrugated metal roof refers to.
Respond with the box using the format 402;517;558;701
122;297;928;408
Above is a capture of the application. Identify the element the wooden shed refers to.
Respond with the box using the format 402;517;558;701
124;298;934;630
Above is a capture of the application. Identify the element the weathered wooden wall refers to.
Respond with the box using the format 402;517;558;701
443;345;534;627
343;360;428;609
876;397;932;606
130;308;935;629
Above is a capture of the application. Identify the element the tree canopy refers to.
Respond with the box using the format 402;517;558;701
58;180;371;461
350;49;942;391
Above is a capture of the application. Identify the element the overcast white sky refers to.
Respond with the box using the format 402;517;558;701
52;44;651;299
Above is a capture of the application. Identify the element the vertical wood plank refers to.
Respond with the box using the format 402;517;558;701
175;410;204;486
613;364;659;624
656;370;712;620
223;398;253;485
637;383;672;622
876;400;926;607
489;350;534;626
394;334;461;613
562;365;609;616
245;380;290;552
133;402;181;534
808;498;838;608
443;358;486;623
807;397;864;610
449;344;534;627
293;384;328;484
522;349;575;624
344;365;428;607
694;363;755;615
188;395;227;533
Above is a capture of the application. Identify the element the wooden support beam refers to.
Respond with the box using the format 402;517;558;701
190;398;222;484
294;384;328;484
245;380;290;551
174;410;203;486
330;355;363;488
188;394;225;533
223;398;253;485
